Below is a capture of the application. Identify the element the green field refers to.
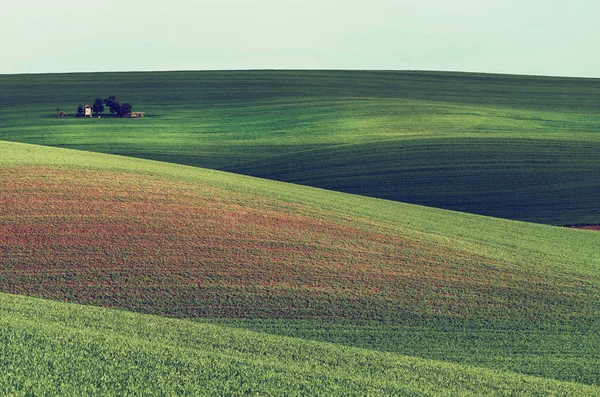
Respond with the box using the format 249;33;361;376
2;293;598;396
1;71;599;224
1;140;599;394
1;71;600;394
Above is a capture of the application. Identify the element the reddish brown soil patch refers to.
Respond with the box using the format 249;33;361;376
568;225;600;231
0;167;583;320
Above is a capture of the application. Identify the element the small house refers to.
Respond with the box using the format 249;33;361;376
84;104;92;118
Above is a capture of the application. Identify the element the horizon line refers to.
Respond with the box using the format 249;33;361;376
2;68;599;80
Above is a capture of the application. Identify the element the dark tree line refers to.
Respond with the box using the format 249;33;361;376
76;96;133;117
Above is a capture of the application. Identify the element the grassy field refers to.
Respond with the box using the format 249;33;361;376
3;293;598;396
1;71;600;224
1;70;600;394
1;141;600;394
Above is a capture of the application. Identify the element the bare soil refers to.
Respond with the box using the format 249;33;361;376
568;225;600;231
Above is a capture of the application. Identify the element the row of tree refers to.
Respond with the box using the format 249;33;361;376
76;96;133;117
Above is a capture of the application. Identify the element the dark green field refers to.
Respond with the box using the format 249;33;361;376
2;71;600;224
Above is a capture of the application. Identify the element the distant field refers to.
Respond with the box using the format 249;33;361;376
1;71;599;224
1;141;600;392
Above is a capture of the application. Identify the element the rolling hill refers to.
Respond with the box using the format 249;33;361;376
1;71;599;224
2;292;597;396
1;141;599;394
1;70;600;394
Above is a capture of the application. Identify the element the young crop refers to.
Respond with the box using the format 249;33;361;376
1;166;598;324
1;293;598;396
1;70;600;394
1;143;599;391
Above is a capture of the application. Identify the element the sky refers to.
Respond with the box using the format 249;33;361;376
2;0;599;77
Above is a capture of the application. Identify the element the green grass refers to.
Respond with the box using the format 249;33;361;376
1;70;599;224
211;317;600;386
2;292;598;396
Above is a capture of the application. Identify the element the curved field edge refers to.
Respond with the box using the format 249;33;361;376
1;293;597;396
224;136;600;225
2;140;599;277
211;317;600;387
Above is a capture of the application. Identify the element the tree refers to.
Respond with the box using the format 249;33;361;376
104;95;117;107
85;95;134;118
76;105;84;117
109;102;122;115
92;98;104;116
119;103;132;117
104;96;120;114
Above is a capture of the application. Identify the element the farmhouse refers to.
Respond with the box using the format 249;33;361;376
84;104;93;118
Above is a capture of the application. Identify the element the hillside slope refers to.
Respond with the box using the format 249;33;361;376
3;293;598;396
1;71;599;224
2;140;599;319
1;141;600;387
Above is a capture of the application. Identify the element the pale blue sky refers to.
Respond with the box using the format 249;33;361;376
3;0;598;77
